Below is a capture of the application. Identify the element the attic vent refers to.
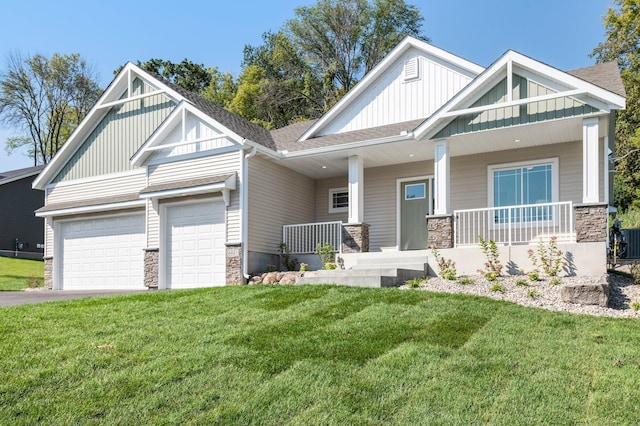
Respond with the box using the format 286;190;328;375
404;57;419;81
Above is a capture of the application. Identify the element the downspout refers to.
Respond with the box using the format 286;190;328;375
241;143;257;280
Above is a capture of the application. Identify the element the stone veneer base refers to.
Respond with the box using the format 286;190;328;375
44;256;53;290
226;243;244;284
144;248;159;289
574;203;608;243
342;223;370;253
427;215;454;249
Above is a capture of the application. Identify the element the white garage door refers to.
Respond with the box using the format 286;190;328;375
59;214;145;290
165;200;226;289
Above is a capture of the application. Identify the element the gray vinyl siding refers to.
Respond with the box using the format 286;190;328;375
449;140;587;211
435;74;598;138
247;155;315;254
314;176;349;224
0;177;44;256
146;151;243;247
53;79;175;183
47;171;146;204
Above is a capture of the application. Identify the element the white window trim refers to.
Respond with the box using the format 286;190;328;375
487;158;559;228
328;187;349;214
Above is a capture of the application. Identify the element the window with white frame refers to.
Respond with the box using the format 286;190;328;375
488;158;558;223
329;187;348;213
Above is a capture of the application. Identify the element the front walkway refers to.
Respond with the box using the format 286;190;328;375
0;289;147;307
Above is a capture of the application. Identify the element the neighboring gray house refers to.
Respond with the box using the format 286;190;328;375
33;37;625;290
0;166;44;259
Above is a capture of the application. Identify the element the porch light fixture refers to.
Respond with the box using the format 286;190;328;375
409;154;415;157
321;165;327;169
514;139;521;143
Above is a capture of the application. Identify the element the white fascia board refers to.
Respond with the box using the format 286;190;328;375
414;50;626;141
35;199;146;218
139;179;236;201
298;37;484;142
131;101;247;167
34;63;186;190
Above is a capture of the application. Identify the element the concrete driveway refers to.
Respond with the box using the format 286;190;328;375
0;289;147;307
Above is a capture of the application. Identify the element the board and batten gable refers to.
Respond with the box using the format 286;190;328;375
52;78;175;183
435;74;599;138
318;48;476;136
145;152;243;248
146;109;237;163
247;155;315;254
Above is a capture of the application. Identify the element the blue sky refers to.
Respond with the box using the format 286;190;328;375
0;0;614;172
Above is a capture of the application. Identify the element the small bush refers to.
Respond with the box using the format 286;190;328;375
266;265;276;273
431;245;457;280
477;236;503;278
527;236;567;277
515;278;529;287
457;276;475;285
489;283;506;293
527;270;540;282
316;243;336;269
527;289;539;299
324;263;337;270
550;278;562;286
630;300;640;312
405;277;426;288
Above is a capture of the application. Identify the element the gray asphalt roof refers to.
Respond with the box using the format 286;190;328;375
567;62;626;98
0;165;44;185
139;174;234;194
36;193;141;213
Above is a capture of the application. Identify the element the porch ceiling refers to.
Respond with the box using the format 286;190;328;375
277;114;606;179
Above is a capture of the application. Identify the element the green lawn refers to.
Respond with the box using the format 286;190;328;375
1;285;640;424
0;256;44;291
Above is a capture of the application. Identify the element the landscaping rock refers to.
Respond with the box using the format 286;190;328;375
279;272;300;285
560;275;610;307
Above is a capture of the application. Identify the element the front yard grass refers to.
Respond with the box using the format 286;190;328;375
0;256;44;291
1;285;640;424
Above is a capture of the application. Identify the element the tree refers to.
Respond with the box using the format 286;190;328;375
592;0;640;210
240;0;426;127
122;58;213;94
201;67;238;108
287;0;425;96
0;52;101;165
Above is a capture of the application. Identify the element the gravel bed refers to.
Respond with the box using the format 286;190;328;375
401;273;640;318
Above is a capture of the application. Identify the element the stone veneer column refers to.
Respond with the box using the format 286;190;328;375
44;256;53;290
226;243;244;284
144;248;159;289
427;215;454;249
574;203;608;242
342;224;370;253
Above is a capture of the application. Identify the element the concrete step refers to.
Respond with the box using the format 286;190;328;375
297;267;424;288
349;263;427;273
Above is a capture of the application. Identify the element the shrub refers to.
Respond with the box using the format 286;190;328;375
324;263;337;270
527;270;540;282
489;283;506;293
457;276;475;285
266;265;276;273
430;245;457;280
630;261;640;285
527;236;567;277
527;289;539;299
631;300;640;312
316;243;336;268
299;263;308;272
477;236;503;279
515;278;529;287
279;243;299;271
550;278;562;286
405;277;426;288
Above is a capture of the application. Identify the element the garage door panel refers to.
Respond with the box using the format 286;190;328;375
166;200;225;289
60;214;145;290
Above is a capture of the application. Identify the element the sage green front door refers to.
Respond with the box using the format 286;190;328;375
400;179;432;250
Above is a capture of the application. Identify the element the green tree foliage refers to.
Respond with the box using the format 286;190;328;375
131;58;212;93
201;67;237;108
592;0;640;210
241;0;426;128
0;52;101;165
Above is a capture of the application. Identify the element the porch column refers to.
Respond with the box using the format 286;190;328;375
348;155;364;224
434;140;450;215
583;118;600;203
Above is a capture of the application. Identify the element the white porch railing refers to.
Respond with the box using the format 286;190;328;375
283;221;343;254
454;201;574;246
